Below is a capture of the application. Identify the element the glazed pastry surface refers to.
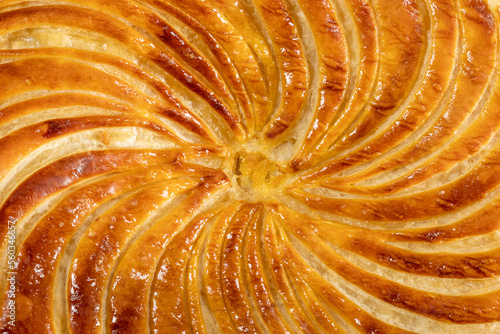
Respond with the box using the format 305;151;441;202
1;0;500;333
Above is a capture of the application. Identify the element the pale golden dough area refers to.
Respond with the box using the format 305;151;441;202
1;0;500;333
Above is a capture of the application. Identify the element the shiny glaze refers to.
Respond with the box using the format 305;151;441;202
2;0;500;333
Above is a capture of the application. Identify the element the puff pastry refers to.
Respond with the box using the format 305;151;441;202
1;0;500;333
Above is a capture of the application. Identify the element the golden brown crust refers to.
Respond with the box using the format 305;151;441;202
2;0;500;333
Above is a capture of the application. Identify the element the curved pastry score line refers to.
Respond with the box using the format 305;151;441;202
0;3;246;140
139;0;272;134
303;0;460;178
5;167;177;332
69;179;210;334
0;53;223;146
272;208;500;329
297;0;497;192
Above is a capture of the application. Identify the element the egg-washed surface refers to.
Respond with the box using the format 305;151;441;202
1;0;500;333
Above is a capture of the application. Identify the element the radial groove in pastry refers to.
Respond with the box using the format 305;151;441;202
2;0;500;333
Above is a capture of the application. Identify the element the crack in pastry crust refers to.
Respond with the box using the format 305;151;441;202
1;0;500;333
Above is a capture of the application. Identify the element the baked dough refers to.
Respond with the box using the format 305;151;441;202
1;0;500;333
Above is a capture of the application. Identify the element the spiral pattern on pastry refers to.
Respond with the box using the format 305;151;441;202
1;0;500;333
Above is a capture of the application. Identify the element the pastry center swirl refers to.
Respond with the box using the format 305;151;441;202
232;151;283;201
